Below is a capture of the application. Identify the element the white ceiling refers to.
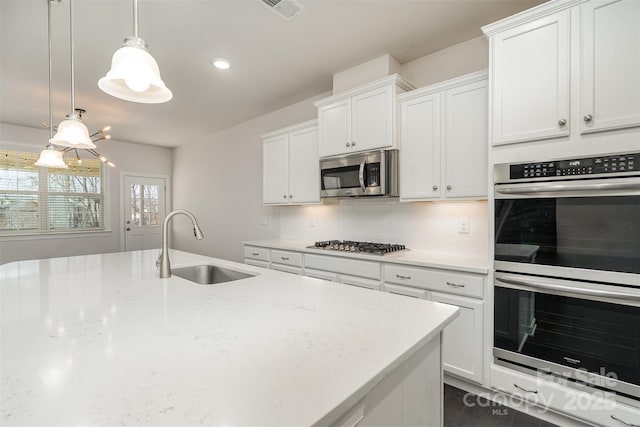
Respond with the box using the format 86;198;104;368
0;0;544;148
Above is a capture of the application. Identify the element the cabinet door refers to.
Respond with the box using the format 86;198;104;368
444;80;488;199
399;93;441;201
351;85;393;152
289;126;320;203
491;11;570;145
581;0;640;134
430;292;483;384
318;99;351;157
263;134;289;204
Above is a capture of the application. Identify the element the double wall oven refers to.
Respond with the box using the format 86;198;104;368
493;152;640;403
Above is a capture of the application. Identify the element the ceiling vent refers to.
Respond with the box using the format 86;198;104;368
259;0;305;21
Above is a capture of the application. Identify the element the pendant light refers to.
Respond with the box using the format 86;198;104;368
35;0;68;169
98;0;172;103
50;0;95;150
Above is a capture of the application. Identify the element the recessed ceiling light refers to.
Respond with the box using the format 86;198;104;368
212;58;231;70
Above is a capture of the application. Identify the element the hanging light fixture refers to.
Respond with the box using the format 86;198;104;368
35;0;68;170
49;0;95;150
98;0;172;103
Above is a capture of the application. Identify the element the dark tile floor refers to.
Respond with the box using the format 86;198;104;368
444;384;559;427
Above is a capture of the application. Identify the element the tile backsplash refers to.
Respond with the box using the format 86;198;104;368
279;199;489;257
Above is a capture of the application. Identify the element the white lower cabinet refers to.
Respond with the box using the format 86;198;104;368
491;365;640;427
430;292;484;384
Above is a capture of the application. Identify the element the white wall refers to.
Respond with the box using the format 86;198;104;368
171;93;329;263
0;122;172;264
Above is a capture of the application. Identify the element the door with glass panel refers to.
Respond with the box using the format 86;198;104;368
123;175;166;251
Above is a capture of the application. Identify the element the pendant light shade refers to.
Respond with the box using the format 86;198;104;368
50;113;96;149
35;146;69;169
98;0;172;104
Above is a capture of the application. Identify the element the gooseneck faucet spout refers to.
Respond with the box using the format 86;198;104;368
157;209;204;278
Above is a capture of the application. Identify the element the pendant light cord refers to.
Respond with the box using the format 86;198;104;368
48;0;53;140
133;0;139;38
69;0;75;114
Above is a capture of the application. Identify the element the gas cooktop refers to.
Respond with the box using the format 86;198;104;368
308;240;408;256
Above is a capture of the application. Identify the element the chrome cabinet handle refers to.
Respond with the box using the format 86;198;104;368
281;256;289;261
126;227;131;231
283;195;287;199
351;141;356;146
563;356;581;365
396;274;411;280
446;281;465;288
514;383;538;394
346;142;351;147
611;415;640;427
433;185;438;190
584;114;593;122
446;185;452;190
251;252;259;256
289;195;292;198
558;118;567;126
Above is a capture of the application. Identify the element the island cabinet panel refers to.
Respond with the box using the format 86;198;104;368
329;337;442;427
384;264;484;299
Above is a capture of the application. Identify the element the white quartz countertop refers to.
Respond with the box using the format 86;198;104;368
244;239;489;274
0;250;458;426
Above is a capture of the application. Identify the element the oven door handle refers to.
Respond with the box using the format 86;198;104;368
359;159;366;192
495;273;640;302
495;179;640;196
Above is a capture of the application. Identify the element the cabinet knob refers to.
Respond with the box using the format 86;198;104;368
433;185;438;191
584;114;593;122
346;142;351;147
447;185;452;190
558;119;567;126
351;141;356;146
283;195;287;199
289;195;292;198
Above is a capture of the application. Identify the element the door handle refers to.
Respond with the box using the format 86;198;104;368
359;160;366;192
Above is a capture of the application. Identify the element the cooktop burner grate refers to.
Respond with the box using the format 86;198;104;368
308;240;408;256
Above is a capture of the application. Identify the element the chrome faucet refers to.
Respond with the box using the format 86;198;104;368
157;209;204;278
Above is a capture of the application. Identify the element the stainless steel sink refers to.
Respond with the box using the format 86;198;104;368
171;264;256;285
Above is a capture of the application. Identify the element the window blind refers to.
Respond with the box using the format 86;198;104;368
0;149;105;234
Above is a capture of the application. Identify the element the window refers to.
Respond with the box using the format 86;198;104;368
0;149;105;234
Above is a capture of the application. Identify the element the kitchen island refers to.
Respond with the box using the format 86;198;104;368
0;250;458;426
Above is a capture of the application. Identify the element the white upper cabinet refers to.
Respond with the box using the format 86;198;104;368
262;120;320;206
483;0;640;153
398;71;488;202
399;93;442;200
445;79;489;198
489;10;571;145
580;0;640;134
315;74;413;158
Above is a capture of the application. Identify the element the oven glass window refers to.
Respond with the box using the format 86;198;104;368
495;196;640;274
495;286;640;391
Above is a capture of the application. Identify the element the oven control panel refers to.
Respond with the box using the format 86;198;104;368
510;153;637;179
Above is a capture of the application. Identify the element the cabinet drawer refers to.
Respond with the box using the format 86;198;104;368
384;265;483;298
271;264;303;275
271;250;303;267
244;259;269;269
339;274;381;291
384;283;429;299
304;268;338;282
305;254;381;280
244;246;269;261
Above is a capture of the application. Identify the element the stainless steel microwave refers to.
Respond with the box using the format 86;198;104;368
320;149;398;198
